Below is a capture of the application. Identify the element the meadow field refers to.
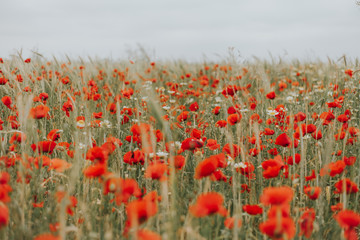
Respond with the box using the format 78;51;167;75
0;55;359;239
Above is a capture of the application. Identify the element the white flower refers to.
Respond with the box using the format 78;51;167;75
100;120;111;128
237;162;247;169
215;97;222;102
266;109;279;116
168;90;175;94
76;120;85;128
169;99;176;103
156;151;169;157
162;106;170;110
286;96;294;103
240;108;249;112
78;143;86;149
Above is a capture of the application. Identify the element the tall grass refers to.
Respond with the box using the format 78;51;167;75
0;54;359;239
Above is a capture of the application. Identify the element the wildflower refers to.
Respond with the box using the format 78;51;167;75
299;208;316;238
189;192;227;217
145;163;168;180
0;204;9;228
260;186;293;206
83;163;106;178
137;229;161;240
86;146;109;164
47;129;62;141
335;210;360;240
1;96;12;109
334;179;358;194
171;155;185;170
224;217;242;229
267;109;279;116
243;204;263;215
227;113;242;125
123;150;145;165
275;133;291;147
181;137;203;151
33;233;60;240
31;141;57;154
304;186;321;200
222;143;241;158
266;91;276;99
126;198;158;228
259;217;295;240
206;139;220;150
215;120;227;128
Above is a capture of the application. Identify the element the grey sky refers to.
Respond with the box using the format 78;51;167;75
1;0;359;61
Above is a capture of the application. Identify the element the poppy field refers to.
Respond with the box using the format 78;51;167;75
0;56;359;239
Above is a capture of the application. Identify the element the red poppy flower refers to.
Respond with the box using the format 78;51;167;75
335;210;360;240
227;113;241;125
299;208;316;238
123;150;145;165
222;143;241;158
137;229;161;240
194;157;218;179
29;105;50;119
189;192;227;217
86;146;109;164
177;111;189;122
9;132;26;144
343;156;356;166
335;210;360;229
47;129;61;141
260;186;294;206
215;120;227;128
92;112;103;119
145;163;168;180
83;163;107;178
304;186;321;200
169;155;185;170
1;96;12;109
49;158;72;172
345;69;353;77
267;204;291;219
243;204;263;215
224;217;242;229
33;233;60;240
189;102;199;111
259;217;295;240
236;162;255;179
181;137;203;151
126;198;158;227
305;170;316;181
0;77;8;85
263;128;275;135
334;178;358;194
294;112;306;122
0;204;9;228
31;141;57;154
261;155;284;179
320;160;346;177
266;91;276;99
206;139;220;150
212;106;221;115
275;133;291;147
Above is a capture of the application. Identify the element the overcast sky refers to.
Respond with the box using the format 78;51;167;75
1;0;360;61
